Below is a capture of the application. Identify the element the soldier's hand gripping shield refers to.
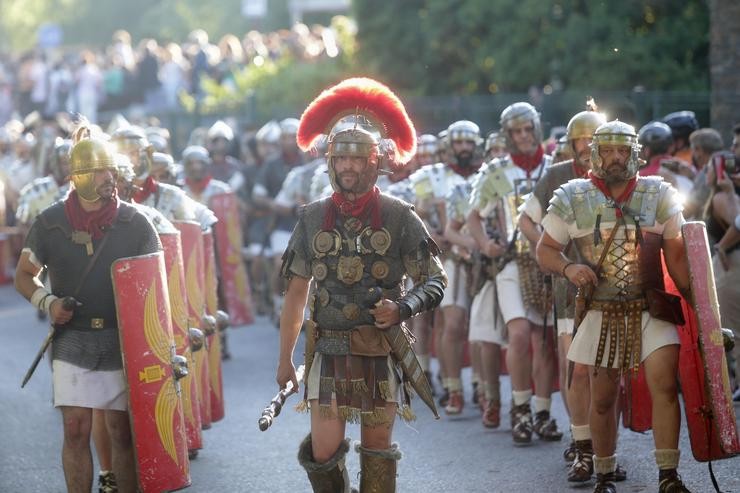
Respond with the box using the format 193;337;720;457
209;191;254;326
111;252;191;493
676;222;740;461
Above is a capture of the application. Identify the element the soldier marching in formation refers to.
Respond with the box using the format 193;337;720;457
4;68;738;492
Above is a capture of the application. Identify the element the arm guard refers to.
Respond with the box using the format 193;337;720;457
397;274;446;321
397;238;447;320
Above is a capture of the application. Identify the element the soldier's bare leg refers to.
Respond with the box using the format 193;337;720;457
92;409;116;491
557;334;572;416
562;332;594;481
531;325;562;441
300;399;351;492
60;406;93;493
589;367;620;456
105;410;136;493
480;341;502;427
309;399;347;462
507;318;532;390
530;325;553;398
643;344;680;450
470;341;483;406
92;409;113;469
441;305;468;413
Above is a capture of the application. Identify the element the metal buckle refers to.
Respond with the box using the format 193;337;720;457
91;318;104;329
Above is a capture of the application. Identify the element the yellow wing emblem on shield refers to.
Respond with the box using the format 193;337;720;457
144;280;180;465
168;261;188;337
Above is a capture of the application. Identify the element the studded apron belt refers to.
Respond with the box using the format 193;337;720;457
588;297;648;373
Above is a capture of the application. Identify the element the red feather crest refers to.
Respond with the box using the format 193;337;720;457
297;77;417;163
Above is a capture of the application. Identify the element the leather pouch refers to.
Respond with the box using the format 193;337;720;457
647;288;685;326
350;325;391;357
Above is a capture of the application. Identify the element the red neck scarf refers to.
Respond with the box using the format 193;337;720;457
510;146;544;177
133;176;158;203
186;176;212;195
572;161;589;179
323;186;382;231
642;154;672;177
64;189;119;240
448;163;479;178
589;171;638;217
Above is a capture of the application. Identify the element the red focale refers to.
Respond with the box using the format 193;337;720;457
133;175;158;203
63;189;119;240
511;145;545;177
323;186;382;231
589;172;638;217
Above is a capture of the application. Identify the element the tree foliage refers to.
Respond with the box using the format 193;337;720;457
352;0;709;94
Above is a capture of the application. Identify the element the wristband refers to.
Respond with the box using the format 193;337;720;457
30;287;59;315
561;261;574;277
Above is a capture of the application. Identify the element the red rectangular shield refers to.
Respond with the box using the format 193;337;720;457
112;252;190;492
160;231;203;450
210;192;254;326
174;221;212;429
620;365;652;433
203;231;225;422
678;222;740;461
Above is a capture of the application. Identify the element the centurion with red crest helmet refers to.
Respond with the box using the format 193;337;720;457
276;78;447;493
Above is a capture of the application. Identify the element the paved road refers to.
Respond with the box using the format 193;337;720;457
1;284;738;492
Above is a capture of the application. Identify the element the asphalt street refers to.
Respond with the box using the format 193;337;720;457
1;283;738;493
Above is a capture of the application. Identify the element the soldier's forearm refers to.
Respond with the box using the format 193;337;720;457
397;272;446;320
466;209;489;249
518;213;542;245
278;277;310;361
15;270;44;302
535;236;569;276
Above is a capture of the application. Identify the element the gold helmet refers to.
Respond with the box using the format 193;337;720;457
590;120;641;180
566;111;607;142
69;138;118;202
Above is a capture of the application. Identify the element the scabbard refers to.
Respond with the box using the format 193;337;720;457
21;326;55;388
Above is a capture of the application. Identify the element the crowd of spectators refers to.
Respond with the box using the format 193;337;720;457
0;23;346;125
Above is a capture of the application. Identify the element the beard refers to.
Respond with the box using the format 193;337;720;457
455;151;473;167
602;160;630;184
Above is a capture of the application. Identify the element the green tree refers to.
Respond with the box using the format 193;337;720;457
352;0;709;95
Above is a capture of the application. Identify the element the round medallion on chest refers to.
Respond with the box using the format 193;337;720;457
311;262;328;281
369;229;391;255
312;230;339;256
370;260;390;280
